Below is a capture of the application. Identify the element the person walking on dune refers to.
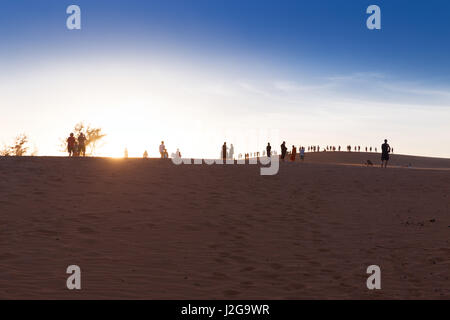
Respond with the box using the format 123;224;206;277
78;132;87;157
159;141;166;159
300;146;305;161
67;133;76;157
280;141;287;161
222;142;227;161
290;145;297;161
266;143;271;157
381;139;391;168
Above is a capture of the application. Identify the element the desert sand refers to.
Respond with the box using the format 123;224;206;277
0;152;449;299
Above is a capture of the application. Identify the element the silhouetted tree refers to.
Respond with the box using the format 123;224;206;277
0;134;29;156
0;144;11;156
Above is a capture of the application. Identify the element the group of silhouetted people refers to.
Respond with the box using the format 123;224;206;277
66;132;87;157
303;145;392;154
66;135;392;168
121;141;180;159
221;142;235;160
279;141;306;162
278;139;393;167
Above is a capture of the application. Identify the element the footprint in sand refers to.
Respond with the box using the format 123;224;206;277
223;289;240;297
211;272;229;280
240;266;255;272
37;229;59;236
0;252;18;260
208;243;219;250
78;226;95;234
269;263;283;270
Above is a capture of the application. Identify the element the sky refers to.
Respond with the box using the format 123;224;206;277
1;0;450;158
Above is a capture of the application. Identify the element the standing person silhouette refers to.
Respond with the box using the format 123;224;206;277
159;141;165;159
222;142;227;161
300;146;305;161
67;133;76;157
78;132;87;157
266;143;271;157
381;139;391;168
290;145;297;161
73;141;79;157
229;144;234;160
280;141;287;161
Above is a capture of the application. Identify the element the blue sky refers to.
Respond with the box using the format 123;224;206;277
1;0;450;157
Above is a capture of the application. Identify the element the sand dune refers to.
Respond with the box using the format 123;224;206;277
0;154;449;299
298;151;450;169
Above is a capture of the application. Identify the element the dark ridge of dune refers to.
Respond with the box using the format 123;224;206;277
0;155;449;299
2;151;450;168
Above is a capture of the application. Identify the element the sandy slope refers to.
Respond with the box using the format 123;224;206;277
0;154;449;299
299;151;450;169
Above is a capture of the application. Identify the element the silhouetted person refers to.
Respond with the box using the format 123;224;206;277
176;148;181;158
280;141;287;161
266;143;271;157
290;145;297;161
381;139;391;168
229;144;234;160
73;141;79;157
159;141;165;159
143;150;148;158
67;133;76;157
77;132;87;157
300;147;305;161
222;142;227;161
